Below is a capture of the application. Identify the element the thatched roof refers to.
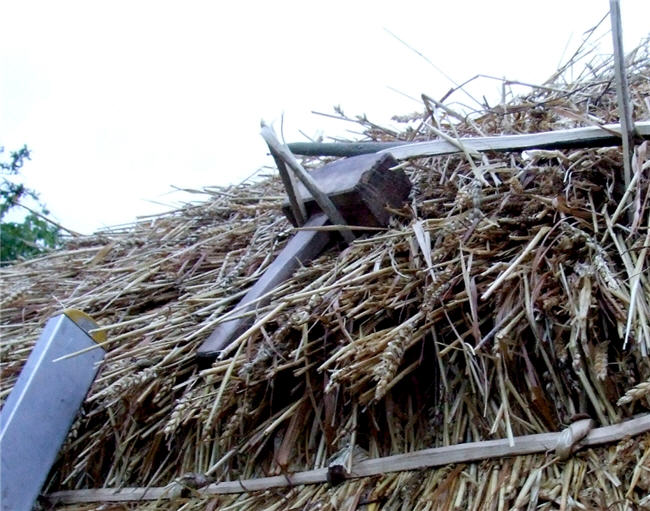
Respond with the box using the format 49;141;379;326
2;39;650;510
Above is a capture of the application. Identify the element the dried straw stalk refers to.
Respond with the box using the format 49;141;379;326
2;35;650;511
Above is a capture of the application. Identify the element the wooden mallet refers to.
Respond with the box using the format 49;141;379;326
197;128;411;361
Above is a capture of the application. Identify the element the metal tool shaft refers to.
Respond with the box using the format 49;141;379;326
0;312;105;511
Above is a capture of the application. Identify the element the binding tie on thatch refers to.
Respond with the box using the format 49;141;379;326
46;413;650;504
554;418;594;461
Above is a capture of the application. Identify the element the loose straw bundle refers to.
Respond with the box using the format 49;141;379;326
2;36;650;511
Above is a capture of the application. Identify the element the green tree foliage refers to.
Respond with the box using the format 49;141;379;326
1;145;61;264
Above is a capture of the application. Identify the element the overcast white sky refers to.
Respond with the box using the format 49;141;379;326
1;1;649;234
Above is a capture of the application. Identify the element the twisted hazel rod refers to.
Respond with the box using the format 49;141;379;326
47;413;650;504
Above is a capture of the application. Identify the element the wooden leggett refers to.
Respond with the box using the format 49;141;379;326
197;152;411;361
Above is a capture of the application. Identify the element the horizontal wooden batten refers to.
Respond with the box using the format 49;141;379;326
47;413;650;504
287;121;650;158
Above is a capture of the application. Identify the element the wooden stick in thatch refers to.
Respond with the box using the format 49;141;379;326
261;122;307;226
260;123;355;243
46;414;650;503
287;121;650;158
608;0;635;189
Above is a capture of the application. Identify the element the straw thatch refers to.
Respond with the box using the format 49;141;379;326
2;36;650;510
